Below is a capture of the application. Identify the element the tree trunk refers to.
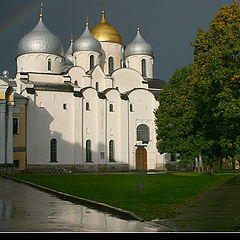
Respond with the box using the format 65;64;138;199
232;158;236;170
220;158;223;169
198;157;201;174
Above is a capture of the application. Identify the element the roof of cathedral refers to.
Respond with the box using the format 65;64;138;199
90;10;123;45
73;22;102;54
17;17;64;57
125;26;153;57
147;79;166;89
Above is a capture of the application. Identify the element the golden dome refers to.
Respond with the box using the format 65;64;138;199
90;10;123;45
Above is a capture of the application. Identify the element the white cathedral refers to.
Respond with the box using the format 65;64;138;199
0;4;170;173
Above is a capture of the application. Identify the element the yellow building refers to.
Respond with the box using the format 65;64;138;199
0;70;28;173
13;93;28;171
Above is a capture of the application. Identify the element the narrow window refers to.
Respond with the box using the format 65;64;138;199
86;102;90;111
109;104;114;112
86;140;92;162
130;104;134;112
141;59;146;77
48;59;52;71
13;118;19;135
108;57;114;75
137;124;150;142
63;104;67;110
50;139;57;162
109;140;115;162
96;82;99;91
90;55;94;70
74;80;78;86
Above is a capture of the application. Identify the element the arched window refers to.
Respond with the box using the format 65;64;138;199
50;139;57;162
109;140;115;162
90;55;94;70
109;104;114;112
108;57;114;75
74;80;78;86
141;59;146;77
137;124;150;142
96;82;99;91
48;59;52;71
86;140;92;162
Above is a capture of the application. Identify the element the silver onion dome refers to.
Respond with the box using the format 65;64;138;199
17;18;64;57
125;28;153;58
73;25;102;54
63;38;74;72
64;40;74;65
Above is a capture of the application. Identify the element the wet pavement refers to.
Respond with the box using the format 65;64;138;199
0;176;162;232
155;174;240;232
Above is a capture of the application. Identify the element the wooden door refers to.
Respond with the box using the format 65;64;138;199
136;148;147;171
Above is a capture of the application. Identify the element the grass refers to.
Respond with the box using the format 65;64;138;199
9;172;236;221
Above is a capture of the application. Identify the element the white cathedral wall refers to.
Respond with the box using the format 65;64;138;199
28;72;63;83
73;51;101;72
68;66;86;87
91;65;113;91
17;53;64;74
128;89;163;170
126;55;153;79
100;42;124;75
81;88;99;168
26;91;75;166
112;68;146;93
105;90;125;165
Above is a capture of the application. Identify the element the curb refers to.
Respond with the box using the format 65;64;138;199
1;175;144;222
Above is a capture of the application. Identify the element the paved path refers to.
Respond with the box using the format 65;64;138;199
155;174;240;232
0;176;161;232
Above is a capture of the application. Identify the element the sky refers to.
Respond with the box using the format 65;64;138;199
0;0;237;81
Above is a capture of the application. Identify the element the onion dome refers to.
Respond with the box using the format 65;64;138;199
125;25;153;58
63;34;74;71
17;17;64;57
90;10;123;45
73;20;102;54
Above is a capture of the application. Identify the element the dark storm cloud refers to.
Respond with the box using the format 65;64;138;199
0;0;237;80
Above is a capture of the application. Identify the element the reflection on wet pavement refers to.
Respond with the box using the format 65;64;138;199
0;177;159;232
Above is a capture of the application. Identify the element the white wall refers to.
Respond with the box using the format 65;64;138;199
26;91;75;165
73;51;101;72
17;53;64;74
100;42;124;75
126;55;154;79
113;68;146;93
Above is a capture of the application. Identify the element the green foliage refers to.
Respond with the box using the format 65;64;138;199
155;1;240;170
155;65;199;163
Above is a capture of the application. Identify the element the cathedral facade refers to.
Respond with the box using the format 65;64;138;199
1;6;169;173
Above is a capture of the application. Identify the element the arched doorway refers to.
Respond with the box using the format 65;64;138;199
136;147;147;171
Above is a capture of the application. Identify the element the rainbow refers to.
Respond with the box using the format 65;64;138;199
0;0;40;36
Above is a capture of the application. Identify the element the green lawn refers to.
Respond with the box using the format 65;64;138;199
10;173;236;221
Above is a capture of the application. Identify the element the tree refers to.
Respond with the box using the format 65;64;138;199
191;1;240;169
155;65;198;163
155;1;240;172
